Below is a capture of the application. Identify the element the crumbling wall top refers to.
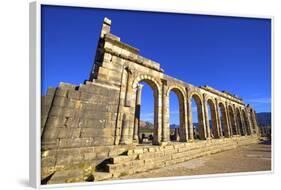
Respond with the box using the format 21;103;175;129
200;85;244;104
101;17;163;73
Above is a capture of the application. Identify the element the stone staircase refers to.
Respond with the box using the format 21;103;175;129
46;136;259;183
94;135;259;180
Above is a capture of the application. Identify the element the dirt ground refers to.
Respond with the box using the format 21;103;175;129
118;140;271;180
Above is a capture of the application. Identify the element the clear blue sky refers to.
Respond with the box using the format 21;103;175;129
41;5;271;125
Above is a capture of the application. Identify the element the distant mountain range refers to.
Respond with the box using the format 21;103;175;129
140;120;179;130
256;112;271;127
139;120;153;130
140;121;196;129
170;124;179;129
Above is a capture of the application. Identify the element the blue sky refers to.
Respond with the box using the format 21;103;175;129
41;5;271;125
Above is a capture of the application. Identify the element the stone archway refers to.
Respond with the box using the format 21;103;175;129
228;105;237;136
218;102;229;137
132;75;162;145
167;86;187;142
190;93;206;140
235;108;244;136
206;98;220;139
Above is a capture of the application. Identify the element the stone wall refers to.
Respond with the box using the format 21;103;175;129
45;135;259;184
41;87;56;135
105;135;259;179
41;81;121;150
41;144;135;181
41;17;261;184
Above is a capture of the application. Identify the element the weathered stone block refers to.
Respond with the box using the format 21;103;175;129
68;91;81;100
133;148;143;154
47;169;84;184
57;128;81;139
110;155;131;164
80;92;94;101
92;136;114;146
49;106;65;117
56;153;83;166
93;172;113;181
80;128;112;138
45;116;65;128
148;147;156;152
96;151;109;160
144;162;155;170
41;156;56;168
42;128;59;140
154;151;165;158
53;97;69;107
154;161;165;168
55;88;68;97
58;138;93;148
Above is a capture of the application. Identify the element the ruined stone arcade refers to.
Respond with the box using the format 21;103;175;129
41;18;260;183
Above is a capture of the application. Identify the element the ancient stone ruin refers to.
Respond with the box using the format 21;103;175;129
41;18;260;184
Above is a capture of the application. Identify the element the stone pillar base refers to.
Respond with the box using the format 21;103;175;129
187;139;194;143
132;139;139;144
159;141;169;146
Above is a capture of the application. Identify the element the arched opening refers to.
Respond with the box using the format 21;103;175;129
168;88;185;142
190;94;205;140
228;106;236;136
242;110;251;135
218;103;228;137
206;99;219;138
135;79;160;145
236;108;244;136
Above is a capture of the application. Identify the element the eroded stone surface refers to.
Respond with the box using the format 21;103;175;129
118;140;271;180
41;18;262;184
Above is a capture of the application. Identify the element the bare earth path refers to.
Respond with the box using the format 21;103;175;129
118;141;271;180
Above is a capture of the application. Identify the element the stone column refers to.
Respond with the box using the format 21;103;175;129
114;66;131;145
203;94;211;139
246;109;254;135
124;68;134;107
242;109;251;136
250;110;257;134
225;109;231;137
161;80;169;142
224;102;231;137
239;108;247;136
187;96;194;141
252;111;260;135
245;112;252;135
124;67;136;144
179;95;188;142
133;84;143;142
120;114;129;144
214;99;222;138
153;90;162;145
233;105;239;135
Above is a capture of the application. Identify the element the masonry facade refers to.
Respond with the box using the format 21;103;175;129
41;18;260;182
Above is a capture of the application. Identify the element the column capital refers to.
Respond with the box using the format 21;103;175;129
161;79;168;85
137;83;144;90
